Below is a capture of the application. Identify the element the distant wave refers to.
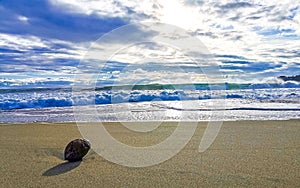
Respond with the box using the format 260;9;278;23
1;81;300;91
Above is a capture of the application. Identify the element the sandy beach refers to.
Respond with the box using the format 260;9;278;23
0;120;299;187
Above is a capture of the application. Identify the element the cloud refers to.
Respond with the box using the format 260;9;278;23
0;72;75;88
49;0;161;21
180;0;300;81
0;33;83;73
17;15;29;23
220;61;283;73
0;0;299;86
0;0;129;42
215;1;253;14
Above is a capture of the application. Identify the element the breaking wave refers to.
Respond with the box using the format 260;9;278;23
0;87;299;110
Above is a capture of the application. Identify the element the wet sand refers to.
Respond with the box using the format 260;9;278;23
0;120;299;187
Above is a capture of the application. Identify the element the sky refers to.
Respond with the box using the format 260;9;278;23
0;0;299;88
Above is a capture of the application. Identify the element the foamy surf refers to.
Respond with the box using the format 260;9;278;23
0;98;299;123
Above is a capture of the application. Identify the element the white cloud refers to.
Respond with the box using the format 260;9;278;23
0;33;47;50
0;33;88;75
108;42;194;63
17;15;29;23
49;0;161;21
0;33;85;60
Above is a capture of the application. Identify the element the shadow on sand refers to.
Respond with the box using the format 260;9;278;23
42;161;81;176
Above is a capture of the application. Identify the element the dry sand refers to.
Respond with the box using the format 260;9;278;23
0;120;299;187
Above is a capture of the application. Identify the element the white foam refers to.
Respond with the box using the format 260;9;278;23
1;99;299;123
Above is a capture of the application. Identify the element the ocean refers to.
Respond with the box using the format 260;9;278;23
0;83;299;123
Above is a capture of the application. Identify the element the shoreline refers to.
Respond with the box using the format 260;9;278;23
0;120;299;187
1;118;300;125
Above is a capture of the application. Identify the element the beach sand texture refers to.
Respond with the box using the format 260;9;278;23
0;120;299;187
